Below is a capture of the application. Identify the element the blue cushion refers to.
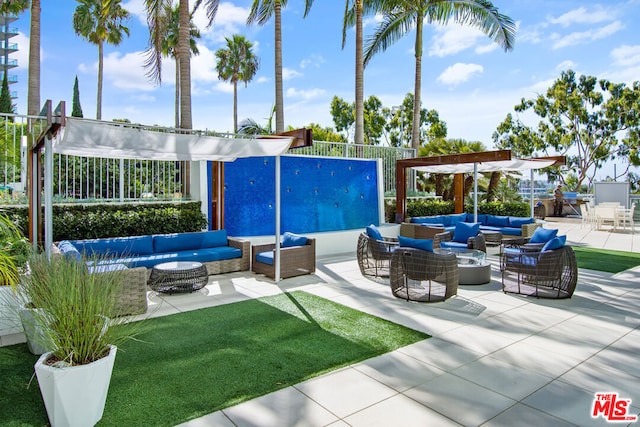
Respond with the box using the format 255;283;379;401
153;230;228;253
58;240;82;262
366;224;383;241
88;263;128;274
398;235;433;252
452;222;480;243
255;251;274;265
529;228;558;244
71;235;154;258
282;232;307;248
104;246;242;269
509;217;534;227
441;241;468;250
542;235;566;252
500;227;523;236
487;215;510;227
411;216;443;225
448;213;467;226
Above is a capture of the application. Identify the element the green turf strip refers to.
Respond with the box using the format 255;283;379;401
572;246;640;273
0;291;428;426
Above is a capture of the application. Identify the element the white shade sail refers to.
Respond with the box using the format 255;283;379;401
413;159;556;174
55;118;295;161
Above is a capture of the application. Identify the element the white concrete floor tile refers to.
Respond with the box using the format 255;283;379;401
489;340;584;378
176;411;235;427
353;351;446;392
344;394;462;427
438;325;519;356
397;337;483;372
405;373;516;426
480;403;577;427
558;362;640;404
294;367;397;419
221;386;338;427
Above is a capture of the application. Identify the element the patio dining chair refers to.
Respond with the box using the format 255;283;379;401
615;204;635;233
356;230;399;279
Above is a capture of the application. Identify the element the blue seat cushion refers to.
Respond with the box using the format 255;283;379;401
58;240;82;262
282;232;307;248
411;216;444;225
443;213;467;226
88;263;128;274
529;227;558;244
441;241;468;250
255;251;274;265
509;217;534;227
486;215;510;227
71;235;154;258
398;235;433;252
366;224;383;241
97;246;242;269
501;227;522;236
542;235;566;252
452;222;480;243
153;230;228;253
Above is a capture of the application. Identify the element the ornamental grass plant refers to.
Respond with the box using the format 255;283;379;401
19;254;144;366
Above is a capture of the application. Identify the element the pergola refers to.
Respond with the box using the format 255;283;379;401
395;150;566;223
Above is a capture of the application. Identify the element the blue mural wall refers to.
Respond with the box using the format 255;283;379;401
221;156;380;236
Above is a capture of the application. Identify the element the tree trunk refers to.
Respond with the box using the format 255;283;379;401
233;80;238;134
274;0;284;133
411;12;423;150
354;0;364;145
178;0;192;130
97;41;103;120
486;171;501;202
174;56;180;128
27;0;40;116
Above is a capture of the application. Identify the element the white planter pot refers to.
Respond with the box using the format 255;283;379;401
35;345;117;427
0;286;21;336
18;307;51;355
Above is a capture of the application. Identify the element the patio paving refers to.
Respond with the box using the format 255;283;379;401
167;219;639;426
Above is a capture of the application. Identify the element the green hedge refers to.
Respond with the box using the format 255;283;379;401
1;202;208;241
384;199;531;222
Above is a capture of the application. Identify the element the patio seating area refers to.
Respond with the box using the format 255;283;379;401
2;218;639;426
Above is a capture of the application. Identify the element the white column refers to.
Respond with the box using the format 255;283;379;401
275;155;281;283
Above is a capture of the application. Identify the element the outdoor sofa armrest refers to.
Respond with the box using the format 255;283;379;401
521;222;541;238
228;237;250;271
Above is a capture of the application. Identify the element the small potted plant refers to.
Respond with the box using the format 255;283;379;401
22;253;143;427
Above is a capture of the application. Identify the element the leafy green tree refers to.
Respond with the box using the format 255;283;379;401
330;96;355;141
73;0;131;120
304;123;347;142
71;75;84;118
143;2;200;127
363;95;386;145
0;72;14;119
364;0;516;149
493;70;640;191
385;93;446;147
247;0;315;133
215;35;260;134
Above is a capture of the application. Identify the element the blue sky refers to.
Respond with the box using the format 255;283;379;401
8;0;640;180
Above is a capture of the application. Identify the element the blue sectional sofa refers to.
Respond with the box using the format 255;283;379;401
407;213;540;238
57;230;250;275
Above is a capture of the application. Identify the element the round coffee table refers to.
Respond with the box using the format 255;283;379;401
148;261;208;294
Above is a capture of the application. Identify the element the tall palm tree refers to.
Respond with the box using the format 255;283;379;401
144;3;201;127
73;0;131;120
342;0;388;145
215;35;260;134
364;0;516;149
145;0;219;130
247;0;315;134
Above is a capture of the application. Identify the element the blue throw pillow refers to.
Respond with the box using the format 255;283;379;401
529;227;558;244
452;222;480;243
398;235;433;252
282;232;307;248
366;224;383;241
509;217;535;227
542;235;566;252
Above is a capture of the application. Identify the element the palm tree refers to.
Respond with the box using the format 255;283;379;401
342;0;388;145
364;0;516;149
73;0;131;120
247;0;315;134
215;35;260;134
145;0;219;130
144;3;201;127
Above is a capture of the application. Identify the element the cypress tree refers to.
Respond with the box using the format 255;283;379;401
0;72;14;120
72;75;84;118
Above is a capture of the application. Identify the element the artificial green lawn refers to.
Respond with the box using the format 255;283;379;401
572;246;640;273
0;291;429;426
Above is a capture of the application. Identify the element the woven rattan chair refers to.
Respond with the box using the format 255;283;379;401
356;232;399;279
434;230;487;252
252;238;316;280
389;247;458;302
500;245;578;298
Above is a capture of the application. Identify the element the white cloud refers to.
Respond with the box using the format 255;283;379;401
122;0;146;25
556;60;578;72
611;45;640;67
547;6;615;27
437;63;483;86
475;43;498;55
195;2;250;44
551;21;623;49
256;76;270;84
191;44;218;83
213;81;233;94
300;54;325;69
286;87;326;100
13;32;31;70
98;51;157;91
429;24;487;57
283;67;302;80
131;93;156;102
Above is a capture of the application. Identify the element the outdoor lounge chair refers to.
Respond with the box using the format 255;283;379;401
433;230;487;252
389;247;458;302
357;230;399;279
500;240;577;299
252;235;316;280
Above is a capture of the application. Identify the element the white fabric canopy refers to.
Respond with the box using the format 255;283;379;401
55;118;295;161
413;159;556;174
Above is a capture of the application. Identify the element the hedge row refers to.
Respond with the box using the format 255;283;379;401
1;202;208;241
384;199;531;223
